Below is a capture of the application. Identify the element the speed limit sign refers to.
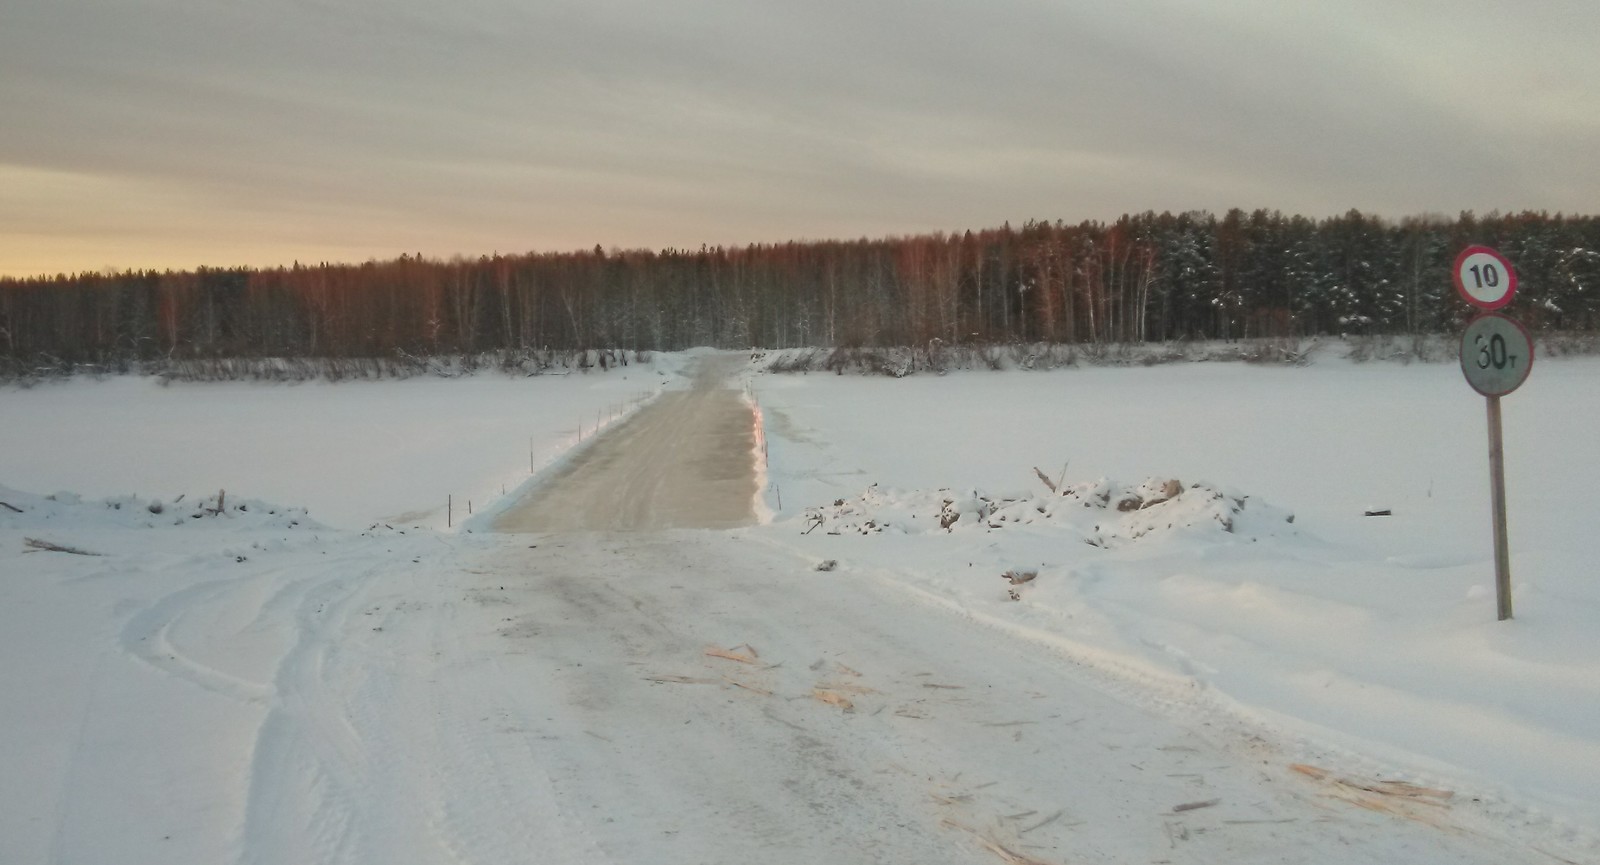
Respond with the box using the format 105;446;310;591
1454;245;1518;310
1460;313;1534;396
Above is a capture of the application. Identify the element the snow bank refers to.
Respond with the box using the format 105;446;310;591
800;478;1296;547
1;485;318;535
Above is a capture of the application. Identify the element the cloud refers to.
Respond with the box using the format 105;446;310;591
3;0;1597;275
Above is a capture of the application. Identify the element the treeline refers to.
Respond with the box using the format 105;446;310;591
4;208;1599;373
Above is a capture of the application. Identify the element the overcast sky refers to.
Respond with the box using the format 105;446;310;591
3;0;1597;277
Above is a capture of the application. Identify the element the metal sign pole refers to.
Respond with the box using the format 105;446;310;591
1485;395;1512;620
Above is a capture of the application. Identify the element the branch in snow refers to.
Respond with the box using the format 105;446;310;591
23;537;104;556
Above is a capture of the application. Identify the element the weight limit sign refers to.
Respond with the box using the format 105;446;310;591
1460;313;1534;396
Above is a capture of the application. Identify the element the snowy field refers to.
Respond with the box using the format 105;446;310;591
0;357;686;530
3;350;1598;863
750;356;1600;834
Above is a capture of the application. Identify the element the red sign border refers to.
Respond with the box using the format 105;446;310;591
1453;245;1518;311
1459;312;1535;397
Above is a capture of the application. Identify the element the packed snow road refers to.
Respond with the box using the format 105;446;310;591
385;532;1535;865
204;527;1541;865
494;353;758;532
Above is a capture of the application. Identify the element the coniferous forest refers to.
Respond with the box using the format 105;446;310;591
4;208;1599;376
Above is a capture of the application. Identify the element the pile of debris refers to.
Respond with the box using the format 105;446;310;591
800;477;1296;548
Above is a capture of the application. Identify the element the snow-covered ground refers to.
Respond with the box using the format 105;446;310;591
0;356;687;530
3;350;1597;863
749;356;1600;838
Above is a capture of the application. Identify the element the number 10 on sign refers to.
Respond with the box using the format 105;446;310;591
1454;245;1518;311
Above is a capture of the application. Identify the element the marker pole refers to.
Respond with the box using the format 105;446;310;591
1485;395;1512;620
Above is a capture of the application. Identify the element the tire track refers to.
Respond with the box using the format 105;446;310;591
238;563;420;865
237;542;617;865
120;579;273;704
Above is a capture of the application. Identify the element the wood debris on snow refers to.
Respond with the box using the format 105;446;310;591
722;676;774;697
1019;810;1064;835
1289;764;1453;802
812;689;854;711
1223;818;1297;825
1002;569;1038;586
23;537;104;556
1289;763;1454;824
940;819;1058;865
815;681;877;695
1531;845;1586;865
643;674;720;685
704;646;761;665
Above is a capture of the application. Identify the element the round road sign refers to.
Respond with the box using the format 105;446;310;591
1460;313;1534;396
1453;245;1518;310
